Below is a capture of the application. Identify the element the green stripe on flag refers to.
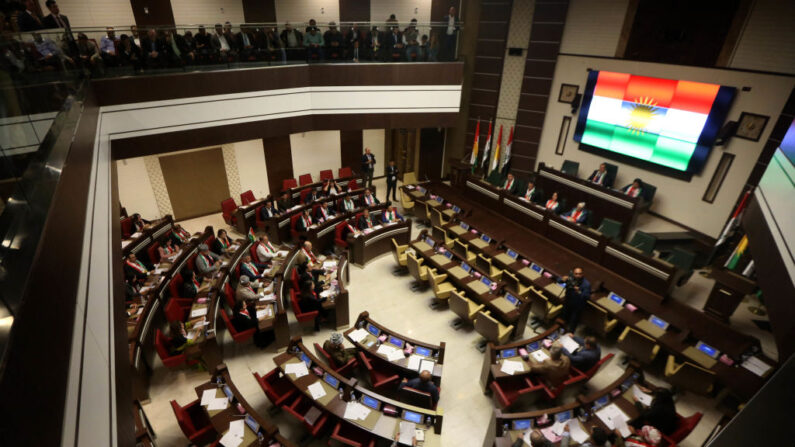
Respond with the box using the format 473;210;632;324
610;127;657;160
652;136;695;171
581;120;615;150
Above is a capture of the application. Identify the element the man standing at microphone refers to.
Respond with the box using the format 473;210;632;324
560;267;591;333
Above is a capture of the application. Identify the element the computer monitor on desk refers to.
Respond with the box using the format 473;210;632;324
512;419;532;430
501;348;517;359
695;341;719;358
481;234;491;243
608;292;625;306
366;323;381;336
415;346;432;357
648;315;669;330
323;373;340;389
424;236;435;247
505;293;519;305
530;263;543;273
452;205;461;213
461;262;472;273
481;277;492;287
556;410;573;422
403;410;423;424
460;222;470;230
389;336;405;348
362;395;381;410
507;249;518;259
300;352;312;367
443;250;453;259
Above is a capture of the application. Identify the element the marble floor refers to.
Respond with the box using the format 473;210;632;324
144;178;773;446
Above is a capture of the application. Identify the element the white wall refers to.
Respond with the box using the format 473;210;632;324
274;0;339;26
234;139;270;198
559;0;629;57
290;131;342;182
116;157;160;219
730;0;795;75
171;0;245;27
536;55;795;237
37;0;135;28
363;129;386;177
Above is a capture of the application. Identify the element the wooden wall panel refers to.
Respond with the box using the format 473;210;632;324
159;148;230;219
339;0;370;22
340;130;363;174
242;0;276;23
263;135;293;194
431;0;457;21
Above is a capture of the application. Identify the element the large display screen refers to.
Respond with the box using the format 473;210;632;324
574;71;736;174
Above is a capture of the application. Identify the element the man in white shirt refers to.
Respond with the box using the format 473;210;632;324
100;27;119;66
213;23;232;57
256;235;278;263
443;7;459;61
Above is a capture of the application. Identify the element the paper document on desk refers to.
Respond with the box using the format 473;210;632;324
307;381;327;400
207;397;229;411
190;307;208;318
319;288;337;299
121;240;132;249
256;308;273;319
568;420;590;444
201;389;216;406
500;359;524;375
559;335;580;353
376;344;405;362
230;244;240;251
348;328;368;343
276;250;289;257
219;431;243;447
259;293;276;302
632;385;653;406
742;356;772;377
407;354;422;371
284;361;309;377
614;414;631;438
228;419;245;438
530;350;549;362
130;232;142;238
323;261;337;270
595;403;629;432
399;421;416;445
540;427;562;443
343;402;371;421
154;267;168;275
550;420;567;436
419;359;435;374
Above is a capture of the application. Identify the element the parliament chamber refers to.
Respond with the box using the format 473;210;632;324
0;1;794;447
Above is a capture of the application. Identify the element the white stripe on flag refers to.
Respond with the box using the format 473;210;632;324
587;96;708;144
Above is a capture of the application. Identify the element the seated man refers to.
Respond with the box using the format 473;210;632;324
239;254;267;280
124;253;151;284
195;243;221;276
587;163;610;186
180;269;201;298
362;188;379;206
501;173;519;195
563;202;588;224
256;235;279;263
260;199;280;219
300;241;323;268
170;224;192;246
528;345;571;387
323;332;357;365
341;219;361;239
562;335;601;372
382;205;402;224
398;370;439;407
315;202;335;222
340;195;357;212
235;275;259;303
358;209;376;230
277;192;292;211
512;430;551;447
296;209;315;232
545;192;561;213
212;229;234;255
521;180;543;204
303;188;320;204
231;300;257;332
621;178;643;198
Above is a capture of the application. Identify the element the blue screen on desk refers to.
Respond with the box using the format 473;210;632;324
501;348;517;358
443;250;453;259
548;331;559;341
425;237;435;247
453;206;461;213
530;263;542;273
507;249;518;259
245;414;260;433
461;262;472;272
362;395;380;410
506;293;519;305
649;315;669;329
593;396;609;409
223;385;234;401
608;292;626;305
481;277;492;287
389;336;404;348
415;346;432;357
366;323;380;336
557;282;567;290
435;196;444;202
323;373;340;389
556;410;573;422
696;341;719;358
403;410;423;424
461;222;470;230
300;352;312;367
527;341;540;351
512;419;532;430
482;234;491;243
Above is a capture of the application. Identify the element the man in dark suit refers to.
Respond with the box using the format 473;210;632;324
140;28;167;68
361;147;376;189
384;26;404;61
521;180;544;204
500;173;519;195
563;202;588;224
17;0;44;31
358;209;376;230
587;163;611;187
296;209;314;232
260;199;279;220
124;253;152;285
398;370;439;407
303;189;319;204
560;267;591;332
42;0;70;31
562;335;601;372
386;160;399;201
314;202;335;222
620;178;644;198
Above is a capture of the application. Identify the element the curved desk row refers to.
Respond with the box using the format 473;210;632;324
348;218;412;266
479;325;561;391
345;311;445;386
271;338;443;445
301;202;388;253
121;215;174;259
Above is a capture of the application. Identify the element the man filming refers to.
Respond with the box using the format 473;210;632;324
560;267;591;332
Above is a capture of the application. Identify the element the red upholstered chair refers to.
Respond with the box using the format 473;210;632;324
205;235;216;250
347;179;358;190
120;217;132;238
155;329;195;368
334;222;349;249
329;420;376;447
300;188;313;204
319;169;334;181
489;376;544;410
165;298;189;322
255;205;268;230
170;399;217;445
187;254;197;272
290;214;302;240
299;173;313;186
223;282;235;308
249;243;259;261
221;310;256;343
147;242;160;264
291;268;300;290
283;178;298;191
168;273;184;298
282;394;329;437
254;368;297;407
664;413;703;444
358;352;400;392
240;190;256;205
221;198;238;226
338;166;353;178
290;289;319;325
582;353;614;379
313;342;358;378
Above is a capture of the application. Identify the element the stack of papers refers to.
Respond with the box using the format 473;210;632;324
530;350;550;362
259;293;276;302
307;382;327;399
407;355;422;371
399;421;417;445
559;335;580;353
348;328;369;343
284;361;309;377
500;359;525;375
419;359;435;374
343;402;372;421
376;344;405;362
595;403;630;436
190;307;208;318
742;356;772;377
567;420;590;444
199;389;230;411
550;420;567;436
631;385;653;406
218;420;245;447
323;261;337;270
256;307;273;319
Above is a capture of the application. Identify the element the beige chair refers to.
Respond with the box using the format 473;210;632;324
449;290;484;329
432;225;455;249
665;355;715;394
476;253;503;280
406;252;432;291
453;239;476;263
430;270;457;308
402;172;418;186
420;202;432;226
529;287;563;325
617;327;660;365
391;238;408;271
431;208;449;228
580;301;618;337
400;192;415;214
474;310;514;350
502;271;531;296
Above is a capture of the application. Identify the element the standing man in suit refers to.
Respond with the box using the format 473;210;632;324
386;160;399;202
587;163;610;187
560;267;591;333
17;0;43;31
361;147;376;189
501;173;518;195
442;7;460;61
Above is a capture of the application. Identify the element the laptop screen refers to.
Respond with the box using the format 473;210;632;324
501;348;517;358
366;323;380;336
481;277;492;287
512;419;532;430
556;410;573;423
608;292;625;305
507;249;518;259
481;234;491;242
696;341;719;358
649;315;669;330
460;222;470;230
415;346;432;357
403;410;423;424
530;263;543;273
389;336;404;348
300;352;312;367
323;373;340;389
461;262;472;272
362;395;380;410
506;293;519;305
527;341;540;351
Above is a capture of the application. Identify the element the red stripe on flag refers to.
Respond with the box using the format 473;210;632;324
623;75;677;108
669;80;720;116
593;71;630;100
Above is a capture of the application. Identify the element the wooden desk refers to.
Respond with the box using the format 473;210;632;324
349;219;412;266
345;311;445;385
121;215;174;258
303;201;388;253
479;325;561;390
273;338;444;444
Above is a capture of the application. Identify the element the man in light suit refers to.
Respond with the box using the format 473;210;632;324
195;243;221;276
235;275;259;303
361;147;376;189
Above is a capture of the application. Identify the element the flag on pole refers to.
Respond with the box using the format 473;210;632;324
470;119;480;172
715;190;750;247
491;124;503;174
724;235;748;270
481;120;493;171
248;227;256;242
501;126;513;172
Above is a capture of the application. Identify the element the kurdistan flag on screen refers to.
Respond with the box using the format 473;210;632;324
578;71;721;172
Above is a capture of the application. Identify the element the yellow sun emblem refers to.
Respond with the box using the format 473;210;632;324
626;97;659;135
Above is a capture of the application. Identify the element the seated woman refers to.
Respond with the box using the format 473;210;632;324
167;320;189;355
131;213;149;233
170;224;192;246
545;192;561;213
298;279;328;330
321;178;342;195
630;388;678;435
231;301;258;333
181;269;201;298
212;229;234;255
158;238;178;260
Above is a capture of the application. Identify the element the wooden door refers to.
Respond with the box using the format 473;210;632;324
389;129;419;182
